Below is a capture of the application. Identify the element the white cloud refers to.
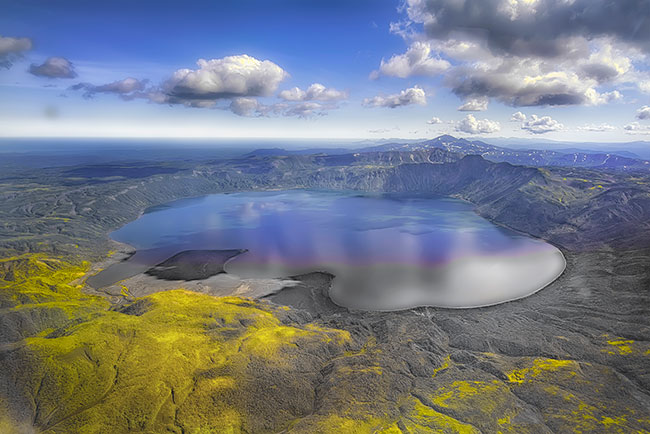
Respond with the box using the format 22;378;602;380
273;84;346;117
579;43;633;83
97;77;145;94
29;57;77;78
70;77;148;99
455;114;501;134
577;123;616;132
521;114;564;134
510;111;527;122
228;99;336;118
640;81;650;93
0;35;32;68
0;35;32;56
281;102;330;118
585;89;622;105
636;105;650;120
278;83;347;101
457;97;488;111
401;0;650;58
64;55;344;118
378;1;648;108
371;41;450;79
363;86;427;108
229;97;264;117
160;55;288;107
427;116;443;124
449;62;625;107
624;122;650;134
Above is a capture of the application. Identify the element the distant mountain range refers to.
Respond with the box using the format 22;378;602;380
474;136;650;159
364;135;650;171
247;135;650;172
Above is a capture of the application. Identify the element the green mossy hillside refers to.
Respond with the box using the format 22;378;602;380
0;255;354;433
0;254;108;343
22;291;351;433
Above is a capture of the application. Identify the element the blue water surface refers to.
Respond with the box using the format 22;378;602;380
107;190;565;309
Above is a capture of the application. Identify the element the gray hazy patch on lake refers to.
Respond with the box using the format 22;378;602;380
94;190;565;310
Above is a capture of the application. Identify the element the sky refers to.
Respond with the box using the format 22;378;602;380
1;0;649;141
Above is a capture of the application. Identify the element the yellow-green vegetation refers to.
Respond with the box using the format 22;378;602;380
1;254;92;303
540;385;640;433
506;358;578;384
497;356;650;433
599;334;649;357
429;380;533;433
24;290;350;433
290;391;507;434
522;177;582;207
0;253;354;433
0;253;109;322
288;414;401;434
3;253;650;434
605;338;634;355
0;400;21;434
525;171;612;207
286;335;399;432
399;396;479;434
432;354;451;376
287;394;483;434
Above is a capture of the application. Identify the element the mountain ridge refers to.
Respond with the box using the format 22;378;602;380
246;134;650;172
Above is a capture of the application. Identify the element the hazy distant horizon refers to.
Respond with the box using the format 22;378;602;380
1;134;648;146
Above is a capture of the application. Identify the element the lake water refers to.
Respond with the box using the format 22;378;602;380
96;190;565;309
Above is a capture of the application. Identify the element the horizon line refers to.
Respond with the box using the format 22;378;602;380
0;135;648;144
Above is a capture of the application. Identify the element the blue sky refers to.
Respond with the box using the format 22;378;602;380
1;0;649;141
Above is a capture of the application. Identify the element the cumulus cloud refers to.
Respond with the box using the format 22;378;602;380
636;105;650;120
159;55;288;107
457;97;488;111
624;122;650;134
402;0;650;58
586;89;622;105
0;35;32;68
521;114;564;134
379;1;648;108
363;86;427;108
70;77;148;99
0;35;32;56
579;45;633;84
448;62;624;107
229;97;265;117
370;41;450;79
577;123;616;132
29;57;77;78
455;114;501;134
281;102;331;118
427;116;443;124
228;98;335;118
62;55;344;118
234;82;347;117
278;83;347;101
510;111;527;122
